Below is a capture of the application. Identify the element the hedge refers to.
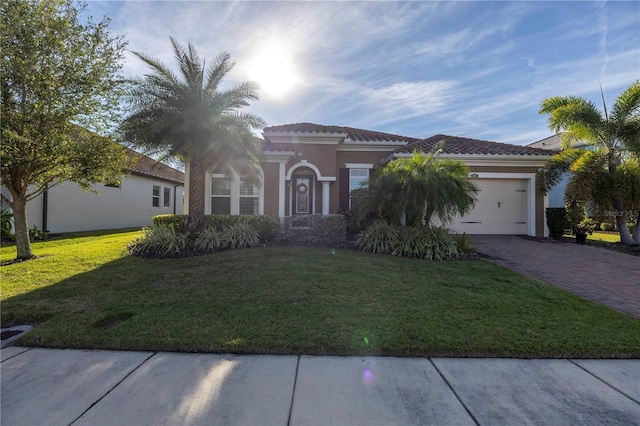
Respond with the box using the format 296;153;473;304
152;214;281;242
152;214;347;246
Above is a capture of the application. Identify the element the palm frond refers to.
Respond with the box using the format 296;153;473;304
539;149;584;193
204;52;234;92
611;80;640;124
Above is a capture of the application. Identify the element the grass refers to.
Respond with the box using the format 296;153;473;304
563;231;622;243
1;229;639;358
562;231;640;257
588;231;624;243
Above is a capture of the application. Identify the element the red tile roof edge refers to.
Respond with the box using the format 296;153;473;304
396;134;555;156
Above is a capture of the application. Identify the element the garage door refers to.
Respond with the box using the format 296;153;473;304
448;179;527;235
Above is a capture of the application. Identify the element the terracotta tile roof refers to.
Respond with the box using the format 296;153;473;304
263;122;420;145
127;149;184;184
260;139;292;153
397;134;554;156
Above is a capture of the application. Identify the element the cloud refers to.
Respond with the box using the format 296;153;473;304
85;1;639;146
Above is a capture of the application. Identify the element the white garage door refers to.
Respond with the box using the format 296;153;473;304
449;178;528;235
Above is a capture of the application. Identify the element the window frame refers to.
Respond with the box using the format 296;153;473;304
210;174;232;215
239;175;260;215
163;187;171;208
152;185;160;208
348;168;370;210
208;169;263;216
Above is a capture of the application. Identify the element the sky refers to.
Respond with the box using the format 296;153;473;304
86;0;640;146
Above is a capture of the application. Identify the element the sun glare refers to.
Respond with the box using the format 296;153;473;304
248;48;300;99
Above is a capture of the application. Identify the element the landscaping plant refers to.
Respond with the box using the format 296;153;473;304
546;207;567;240
1;0;129;260
193;226;223;253
357;220;459;260
127;225;189;257
539;81;640;245
121;37;265;224
221;222;261;249
356;219;400;254
1;208;13;241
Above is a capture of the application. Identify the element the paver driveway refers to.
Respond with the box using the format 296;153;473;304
471;235;640;318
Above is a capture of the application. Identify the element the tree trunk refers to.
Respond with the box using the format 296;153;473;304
11;197;34;260
608;156;636;246
187;157;207;219
632;214;640;244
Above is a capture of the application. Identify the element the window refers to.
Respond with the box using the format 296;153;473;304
163;187;171;207
349;169;369;209
239;177;259;215
152;185;160;207
211;176;231;214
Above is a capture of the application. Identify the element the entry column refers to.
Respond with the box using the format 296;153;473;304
321;181;331;215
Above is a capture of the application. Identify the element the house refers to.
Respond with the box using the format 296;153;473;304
189;123;553;237
2;150;185;234
527;134;592;208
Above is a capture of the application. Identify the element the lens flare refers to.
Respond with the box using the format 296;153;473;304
363;367;374;384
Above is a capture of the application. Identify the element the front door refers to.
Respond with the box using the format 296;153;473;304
292;175;313;215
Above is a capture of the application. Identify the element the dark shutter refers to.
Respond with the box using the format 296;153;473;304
339;168;349;211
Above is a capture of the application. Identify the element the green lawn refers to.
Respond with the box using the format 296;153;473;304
588;231;623;243
1;230;638;358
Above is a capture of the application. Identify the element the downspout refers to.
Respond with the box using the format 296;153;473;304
42;187;48;232
173;183;180;215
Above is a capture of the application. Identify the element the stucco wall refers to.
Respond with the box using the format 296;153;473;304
262;162;280;216
23;175;184;233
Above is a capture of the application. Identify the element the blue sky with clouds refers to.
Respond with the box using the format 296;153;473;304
87;0;639;146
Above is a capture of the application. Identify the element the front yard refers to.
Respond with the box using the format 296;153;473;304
1;230;638;358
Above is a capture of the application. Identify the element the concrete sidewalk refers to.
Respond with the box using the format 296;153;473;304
2;347;639;426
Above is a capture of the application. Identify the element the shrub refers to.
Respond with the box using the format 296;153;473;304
193;226;223;253
221;222;261;249
278;214;346;246
393;226;458;260
582;217;599;230
128;225;189;258
424;227;459;260
565;200;587;234
546;208;566;240
152;214;280;242
152;214;185;230
453;233;476;254
357;221;459;260
600;222;615;232
29;225;47;242
1;208;14;242
356;219;400;254
1;208;13;233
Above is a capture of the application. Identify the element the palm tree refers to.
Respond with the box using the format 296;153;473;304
354;146;477;227
539;81;640;245
121;38;265;220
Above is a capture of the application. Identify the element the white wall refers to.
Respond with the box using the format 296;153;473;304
547;174;569;208
17;175;184;233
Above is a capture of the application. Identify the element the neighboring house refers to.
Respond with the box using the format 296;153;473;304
527;134;591;208
2;150;184;234
188;123;553;237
